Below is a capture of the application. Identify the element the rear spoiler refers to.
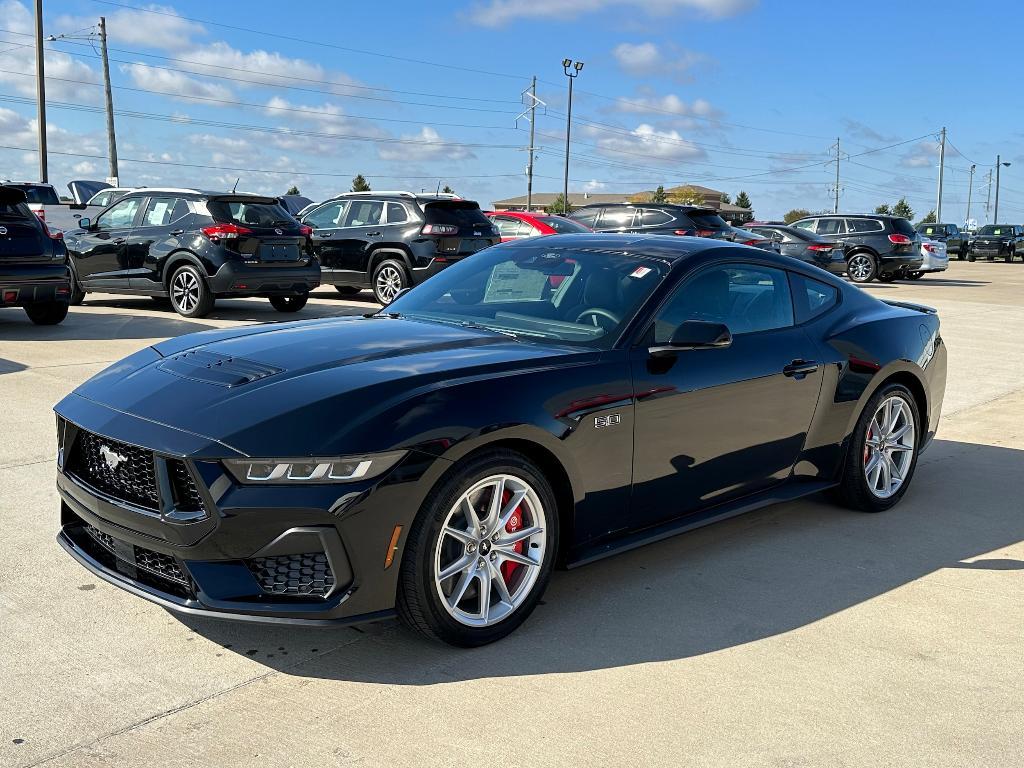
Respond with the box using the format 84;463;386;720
208;194;279;205
883;299;937;315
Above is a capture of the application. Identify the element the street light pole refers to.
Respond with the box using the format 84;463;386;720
935;126;946;223
995;155;1010;224
34;0;47;182
562;58;583;216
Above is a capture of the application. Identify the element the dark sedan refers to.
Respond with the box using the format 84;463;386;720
747;224;847;274
54;234;946;647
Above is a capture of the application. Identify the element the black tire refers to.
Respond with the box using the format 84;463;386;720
906;271;924;280
396;449;559;647
834;382;921;513
371;258;409;305
1005;251;1013;263
24;301;69;325
168;264;214;318
967;252;975;262
150;296;172;307
846;251;877;283
269;294;308;312
334;286;362;296
69;266;85;306
876;272;897;283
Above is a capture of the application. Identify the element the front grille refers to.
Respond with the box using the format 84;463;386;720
247;553;335;597
168;460;205;513
69;431;159;511
84;522;190;588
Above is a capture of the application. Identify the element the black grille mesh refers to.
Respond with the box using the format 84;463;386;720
70;431;158;510
247;553;335;597
84;523;189;587
168;460;205;513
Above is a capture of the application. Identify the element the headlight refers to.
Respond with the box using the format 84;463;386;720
223;451;406;484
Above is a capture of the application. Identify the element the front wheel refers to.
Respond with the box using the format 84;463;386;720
269;294;308;312
397;450;558;646
372;259;409;305
846;252;877;283
168;264;214;318
24;301;69;325
834;383;920;512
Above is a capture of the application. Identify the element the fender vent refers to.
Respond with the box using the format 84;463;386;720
157;349;282;387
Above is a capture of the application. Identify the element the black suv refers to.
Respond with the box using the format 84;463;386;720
0;185;72;324
966;224;1024;262
299;192;499;304
790;214;922;283
916;222;966;258
65;189;320;318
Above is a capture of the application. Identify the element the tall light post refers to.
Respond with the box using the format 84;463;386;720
562;58;583;215
34;0;47;182
994;156;1011;224
965;163;976;228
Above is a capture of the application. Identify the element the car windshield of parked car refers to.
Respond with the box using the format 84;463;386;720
207;199;294;226
8;184;60;205
386;245;671;348
978;225;1008;235
533;216;591;234
688;211;728;230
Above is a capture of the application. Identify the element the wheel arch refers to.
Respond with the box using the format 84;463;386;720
849;366;929;447
367;246;414;276
163;250;207;289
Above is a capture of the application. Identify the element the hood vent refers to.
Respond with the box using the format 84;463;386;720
157;349;282;387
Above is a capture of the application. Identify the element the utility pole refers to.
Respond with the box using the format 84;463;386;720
935;127;946;223
98;17;118;184
985;169;992;221
526;77;537;212
34;0;47;182
562;59;583;215
833;137;840;214
966;164;976;228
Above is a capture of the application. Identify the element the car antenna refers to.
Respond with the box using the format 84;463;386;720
231;177;239;193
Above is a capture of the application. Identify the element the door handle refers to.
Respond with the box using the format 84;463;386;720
112;237;125;244
365;231;382;237
783;360;820;378
169;229;184;236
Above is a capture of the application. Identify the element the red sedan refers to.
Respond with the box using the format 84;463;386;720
486;211;592;242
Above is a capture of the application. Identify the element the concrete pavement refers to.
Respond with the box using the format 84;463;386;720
1;260;1021;767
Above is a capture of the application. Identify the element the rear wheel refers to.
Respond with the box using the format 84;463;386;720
372;259;409;305
24;301;69;325
834;383;920;513
269;294;308;312
334;286;362;296
69;266;85;306
168;264;214;318
847;252;877;283
397;450;558;647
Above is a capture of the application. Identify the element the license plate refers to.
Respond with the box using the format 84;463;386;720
258;243;299;261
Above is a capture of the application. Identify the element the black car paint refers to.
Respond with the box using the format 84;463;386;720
916;223;966;255
64;191;320;300
967;224;1024;261
0;186;72;311
791;214;923;276
54;235;946;627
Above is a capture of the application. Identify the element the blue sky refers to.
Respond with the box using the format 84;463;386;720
0;0;1021;221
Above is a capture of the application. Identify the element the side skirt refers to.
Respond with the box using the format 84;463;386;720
565;479;837;569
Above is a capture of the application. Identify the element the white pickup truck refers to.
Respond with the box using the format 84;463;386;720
0;180;129;234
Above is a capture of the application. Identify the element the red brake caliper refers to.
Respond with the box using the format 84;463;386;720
500;489;524;584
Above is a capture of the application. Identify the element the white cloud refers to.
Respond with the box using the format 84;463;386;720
611;93;721;119
54;4;205;51
378;127;475;162
176;42;360;94
900;141;939;168
469;0;756;26
612;42;709;81
72;160;97;174
122;63;233;101
594;123;706;162
583;179;607;192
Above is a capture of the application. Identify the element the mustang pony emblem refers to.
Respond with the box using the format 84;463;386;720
99;445;128;471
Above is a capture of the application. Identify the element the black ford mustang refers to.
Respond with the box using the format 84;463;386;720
54;234;946;646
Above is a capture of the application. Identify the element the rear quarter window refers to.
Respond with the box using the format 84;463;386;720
846;219;885;234
789;272;839;324
0;201;34;219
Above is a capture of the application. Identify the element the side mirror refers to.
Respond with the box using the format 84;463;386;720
78;217;91;230
649;320;732;357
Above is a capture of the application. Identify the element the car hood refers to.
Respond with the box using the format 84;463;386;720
65;315;586;456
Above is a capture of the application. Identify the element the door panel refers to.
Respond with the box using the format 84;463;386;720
73;197;142;283
629;264;824;529
128;197;190;289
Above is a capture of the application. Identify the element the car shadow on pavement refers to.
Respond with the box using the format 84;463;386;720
78;296;371;325
178;436;1023;684
0;309;217;342
0;357;27;375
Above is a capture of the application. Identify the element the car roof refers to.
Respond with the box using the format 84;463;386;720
573;202;713;213
495;232;787;263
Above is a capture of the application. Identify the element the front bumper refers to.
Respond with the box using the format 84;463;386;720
208;259;320;297
0;264;71;306
53;398;445;626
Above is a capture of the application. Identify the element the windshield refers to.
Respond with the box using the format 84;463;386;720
207;200;296;227
917;225;943;236
533;216;591;234
386;244;672;349
8;184;60;205
978;225;1011;235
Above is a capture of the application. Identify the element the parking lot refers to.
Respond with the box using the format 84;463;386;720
1;259;1022;767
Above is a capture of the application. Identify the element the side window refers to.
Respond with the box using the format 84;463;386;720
304;201;345;229
790;272;839;324
344;200;383;227
846;218;884;234
791;219;816;231
652;264;794;342
141;197;187;227
640;208;673;226
570;207;600;227
816;218;845;235
597;207;637;229
95;197;141;229
386;202;409;224
492;216;521;238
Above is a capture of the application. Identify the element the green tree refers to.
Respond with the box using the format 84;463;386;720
892;197;914;220
667;185;706;205
734;191;751;210
918;209;936;225
783;208;811;224
441;185;454;194
350;174;371;192
545;193;569;214
720;192;731;204
285;185;300;196
651;185;668;203
874;203;892;215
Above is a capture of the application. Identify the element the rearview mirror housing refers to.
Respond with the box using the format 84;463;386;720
77;217;91;230
649;320;732;357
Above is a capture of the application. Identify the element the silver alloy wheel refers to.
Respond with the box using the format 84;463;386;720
848;254;873;281
863;395;916;499
433;474;546;627
375;265;404;303
171;270;201;313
